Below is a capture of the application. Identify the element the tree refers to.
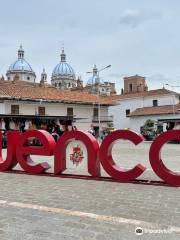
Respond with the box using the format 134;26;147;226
143;119;155;128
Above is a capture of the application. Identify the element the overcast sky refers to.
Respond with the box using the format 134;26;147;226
0;0;180;93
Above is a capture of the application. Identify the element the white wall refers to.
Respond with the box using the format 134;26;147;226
109;93;180;132
7;72;36;82
0;103;5;114
129;114;180;132
109;98;143;130
74;105;109;131
3;101;110;131
143;95;179;107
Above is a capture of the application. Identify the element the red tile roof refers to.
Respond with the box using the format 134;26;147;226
128;104;180;117
0;80;115;105
110;88;180;102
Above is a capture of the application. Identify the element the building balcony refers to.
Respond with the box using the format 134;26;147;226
92;115;113;123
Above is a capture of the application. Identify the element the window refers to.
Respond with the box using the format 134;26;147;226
93;108;99;117
11;105;19;115
129;84;133;92
153;100;158;107
27;76;30;80
38;107;45;115
67;107;73;116
126;109;130;116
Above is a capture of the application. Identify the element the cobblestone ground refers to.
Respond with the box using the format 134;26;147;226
0;140;179;240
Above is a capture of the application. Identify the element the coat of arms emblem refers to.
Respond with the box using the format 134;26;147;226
70;145;84;166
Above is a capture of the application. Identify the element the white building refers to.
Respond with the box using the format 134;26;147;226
109;75;180;133
0;45;116;136
0;78;113;134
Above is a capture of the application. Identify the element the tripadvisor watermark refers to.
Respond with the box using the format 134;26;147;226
135;227;174;235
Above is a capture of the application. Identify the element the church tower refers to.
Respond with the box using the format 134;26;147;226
123;75;148;94
40;68;47;86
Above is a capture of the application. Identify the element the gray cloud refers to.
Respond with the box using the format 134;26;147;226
0;0;180;95
106;73;127;79
0;43;10;47
119;9;163;28
147;74;170;83
146;74;180;92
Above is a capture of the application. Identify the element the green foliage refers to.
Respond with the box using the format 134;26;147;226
142;119;156;140
107;122;113;128
143;119;155;128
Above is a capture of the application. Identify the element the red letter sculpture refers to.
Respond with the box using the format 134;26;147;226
54;130;100;177
0;131;21;171
16;130;56;174
99;130;146;181
149;130;180;186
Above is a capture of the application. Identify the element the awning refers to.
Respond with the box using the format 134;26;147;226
0;114;85;121
158;118;180;123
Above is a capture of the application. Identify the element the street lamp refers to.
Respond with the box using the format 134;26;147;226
86;65;111;74
87;65;111;139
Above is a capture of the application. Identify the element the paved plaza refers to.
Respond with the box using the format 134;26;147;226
0;140;179;239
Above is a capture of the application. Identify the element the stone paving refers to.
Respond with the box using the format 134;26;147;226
0;140;179;239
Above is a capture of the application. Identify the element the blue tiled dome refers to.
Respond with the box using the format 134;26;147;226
8;45;34;73
52;62;75;78
9;59;33;72
87;75;100;85
52;49;75;78
86;65;102;85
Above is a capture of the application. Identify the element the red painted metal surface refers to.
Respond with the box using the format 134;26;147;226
0;131;21;171
16;130;56;174
0;129;179;187
99;130;146;181
149;130;180;187
54;130;100;177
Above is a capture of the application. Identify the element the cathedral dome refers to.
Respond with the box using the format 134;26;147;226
6;45;36;82
87;75;100;85
86;65;101;85
9;58;33;72
51;48;77;89
52;49;75;79
52;62;75;78
8;45;34;73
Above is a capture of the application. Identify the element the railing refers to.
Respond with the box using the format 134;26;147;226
92;115;113;122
